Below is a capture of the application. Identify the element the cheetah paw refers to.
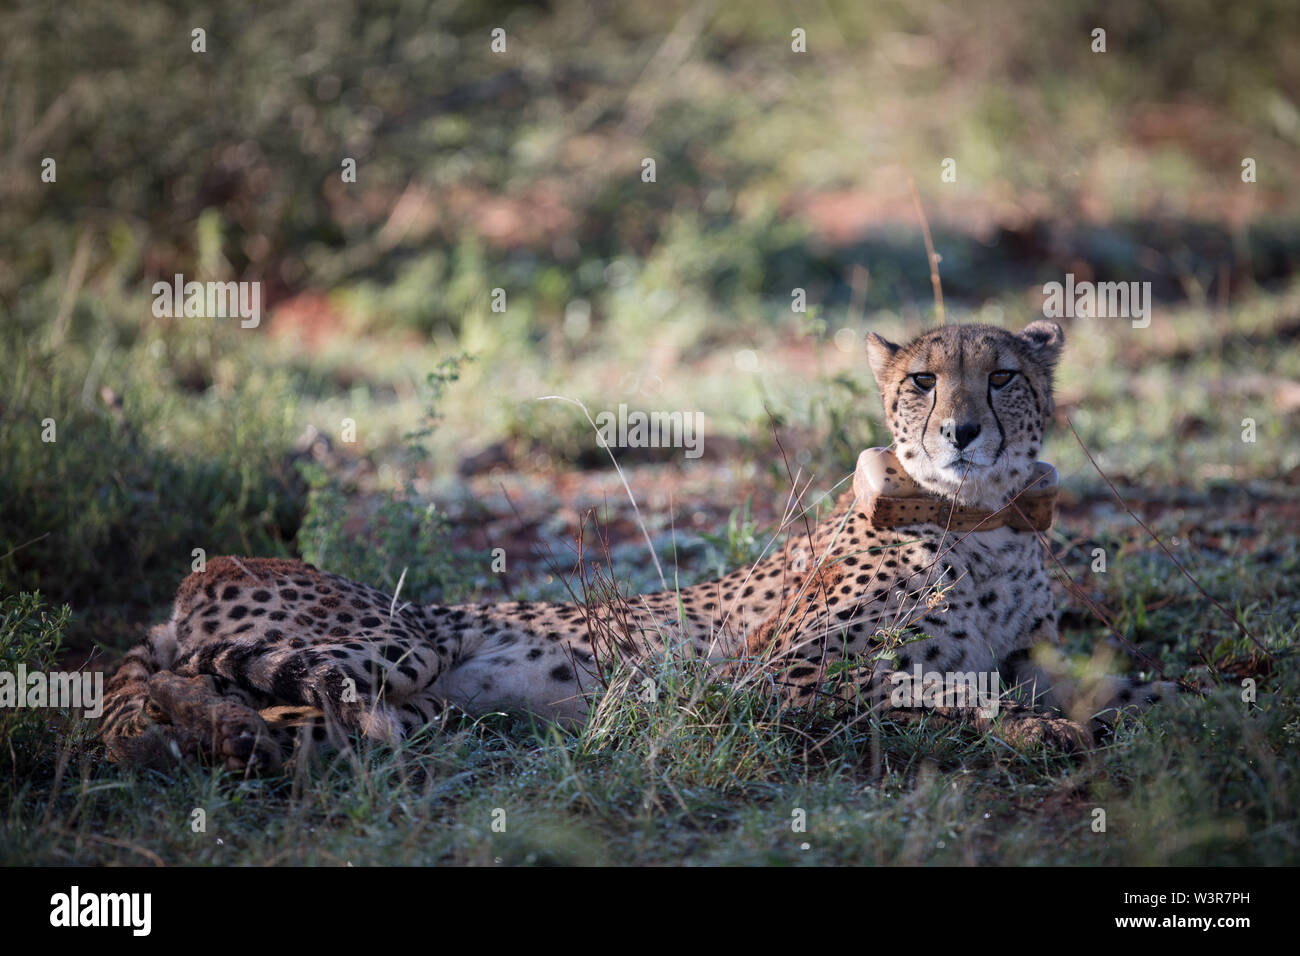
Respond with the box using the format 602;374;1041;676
996;711;1094;753
144;672;283;773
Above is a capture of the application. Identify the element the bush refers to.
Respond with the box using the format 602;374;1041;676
0;592;72;773
0;337;304;653
295;461;476;603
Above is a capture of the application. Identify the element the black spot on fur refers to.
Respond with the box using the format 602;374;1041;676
270;657;311;704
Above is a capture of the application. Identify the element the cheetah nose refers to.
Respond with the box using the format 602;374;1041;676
953;423;982;450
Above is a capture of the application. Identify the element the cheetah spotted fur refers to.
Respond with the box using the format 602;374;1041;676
99;321;1174;771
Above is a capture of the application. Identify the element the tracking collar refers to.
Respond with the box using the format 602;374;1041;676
852;447;1057;532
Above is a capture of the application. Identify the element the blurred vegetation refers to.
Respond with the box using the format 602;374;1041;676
5;0;1300;329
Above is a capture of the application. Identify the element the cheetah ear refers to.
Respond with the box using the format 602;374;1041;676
1017;320;1065;367
865;332;901;389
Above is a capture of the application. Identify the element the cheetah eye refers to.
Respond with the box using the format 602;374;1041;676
910;372;937;391
989;370;1017;388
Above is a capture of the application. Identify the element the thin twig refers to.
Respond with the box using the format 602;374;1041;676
537;395;667;590
0;531;51;562
1064;416;1269;661
908;176;944;324
1004;497;1170;678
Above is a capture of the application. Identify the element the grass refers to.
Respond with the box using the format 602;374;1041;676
3;632;1294;866
1;0;1298;865
1;344;1296;865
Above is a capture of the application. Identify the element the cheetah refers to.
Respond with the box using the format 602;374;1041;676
99;320;1173;771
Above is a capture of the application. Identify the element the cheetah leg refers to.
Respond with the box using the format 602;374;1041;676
251;694;449;762
101;633;282;774
99;628;167;765
169;642;409;746
851;664;1094;752
140;671;283;772
1001;641;1179;731
99;623;215;769
736;583;1094;752
102;622;305;771
743;649;1094;752
884;698;1093;753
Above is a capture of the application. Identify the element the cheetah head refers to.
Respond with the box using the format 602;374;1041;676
865;321;1064;510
